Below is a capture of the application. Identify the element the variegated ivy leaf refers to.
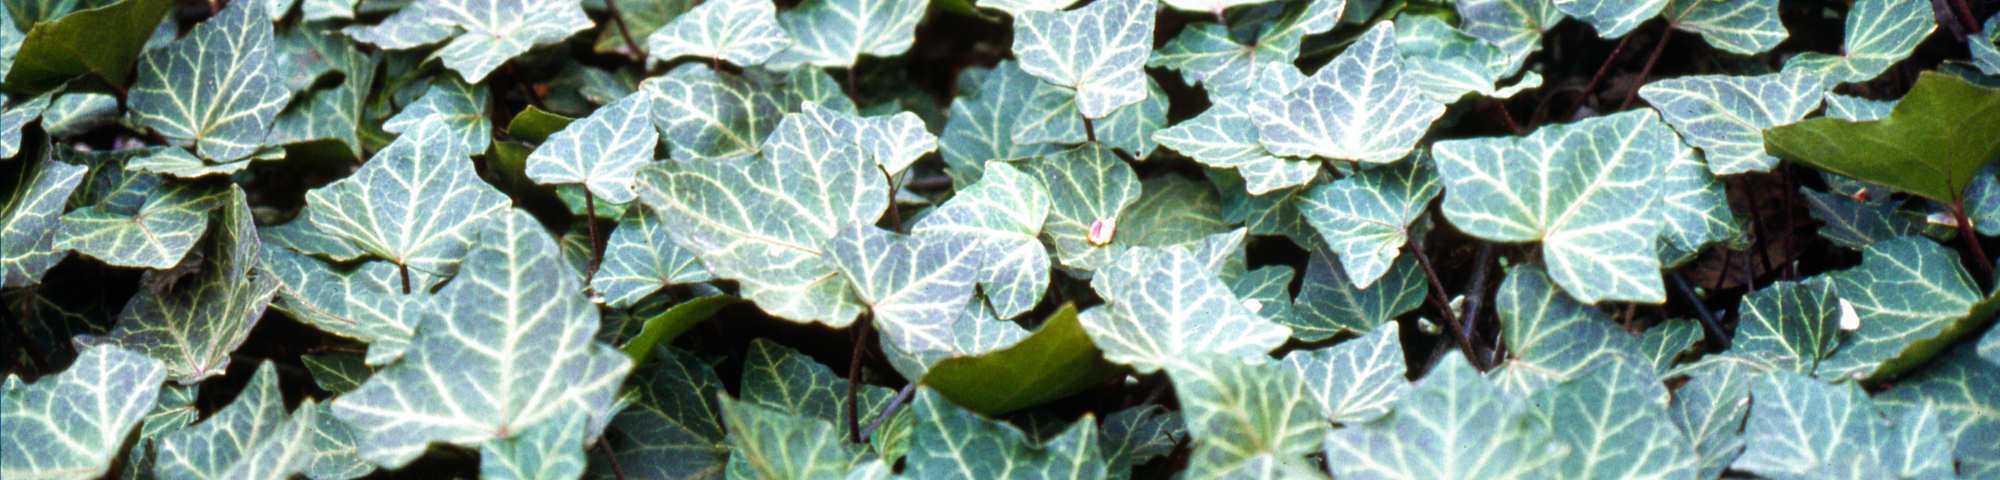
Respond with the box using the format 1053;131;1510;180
790;101;936;176
1975;13;2000;76
302;0;356;21
1732;371;1901;478
1301;157;1438;289
480;412;589;480
592;0;696;54
54;171;224;269
155;362;320;480
589;205;713;309
1147;0;1346;93
1278;321;1407;424
1553;0;1664;38
1012;0;1155;119
904;388;1106;479
1257;22;1445;164
1083;245;1291;373
83;187;278;384
260;236;426;366
381;77;492;156
426;0;594;82
1824;92;1898;121
1654;144;1739;266
1212;171;1318;248
128;0;287;166
824;225;983;356
1;345;167;480
1782;0;1934;85
339;4;453;50
1661;0;1786;55
268;27;375;158
1393;15;1542;103
1815;236;2000;382
1097;405;1182;478
1799;187;1925;250
1455;0;1564;71
739;338;897;426
1665;355;1771;479
1875;346;2000;478
1012;76;1167;159
1489;264;1652;397
525;91;657;204
122;383;201;479
910;161;1051;318
1637;67;1823;175
1968;165;1998;237
716;395;869;478
1730;278;1840;375
1530;358;1697;480
1155;62;1317;195
635;110;881;327
1;149;86;288
1435;109;1678;305
641;64;853;159
643;1;785;69
302;126;511;279
974;0;1075;16
1031;144;1140;272
765;0;923;69
1324;354;1568;479
1638;317;1703;373
0;92;50;160
588;346;729;480
1286;246;1424;341
125;145;287;179
939;61;1066;186
1170;354;1327;478
330;210;633;468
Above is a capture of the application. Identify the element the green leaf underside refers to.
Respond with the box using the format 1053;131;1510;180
1012;0;1156;119
303;125;511;277
923;304;1118;415
1083;245;1290;374
1764;71;2000;203
1256;21;1445;164
2;345;167;480
1325;354;1568;479
4;0;173;93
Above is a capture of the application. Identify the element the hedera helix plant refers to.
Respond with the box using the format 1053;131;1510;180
6;0;2000;477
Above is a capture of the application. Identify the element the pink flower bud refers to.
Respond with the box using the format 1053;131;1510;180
1088;218;1115;246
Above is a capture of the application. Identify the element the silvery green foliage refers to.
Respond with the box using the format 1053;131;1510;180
1731;370;1952;478
1393;15;1543;103
1730;279;1841;375
823;225;984;358
381;77;493;156
644;0;790;67
1637;317;1702;374
1638;68;1824;175
427;0;593;82
1146;0;1348;93
1286;245;1425;341
642;64;853;159
1455;0;1564;70
1783;0;1935;85
301;125;510;278
716;395;867;478
766;0;925;69
587;346;729;479
1969;165;2000;236
1013;75;1168;158
909;161;1052;319
1081;245;1291;374
260;226;427;366
1874;347;2000;478
1155;63;1318;195
1030;144;1141;271
155;363;319;480
1488;264;1651;397
1299;158;1439;288
1815;236;1998;382
1975;13;2000;76
1257;22;1445;164
340;4;453;49
2;345;167;480
790;101;937;176
975;0;1075;16
1169;354;1327;478
0;91;50;159
1653;144;1739;266
1;149;86;287
1823;92;1899;121
525;91;657;203
1324;355;1568;479
330;210;632;468
479;413;589;480
1661;0;1786;55
903;389;1107;479
589;205;713;309
939;62;1067;186
1528;358;1697;480
1667;355;1772;479
128;0;287;167
1013;0;1156;119
1278;321;1407;423
54;169;223;269
1435;109;1678;305
1553;0;1664;39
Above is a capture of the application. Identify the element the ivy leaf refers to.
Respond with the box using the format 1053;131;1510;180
1639;68;1823;175
1637;317;1702;374
641;64;852;159
1012;0;1156;119
267;28;375;157
1256;22;1445;164
82;186;278;384
1798;188;1924;250
790;101;936;176
301;354;371;395
1286;247;1425;341
589;205;713;309
2;149;86;287
1158;0;1272;14
1031;144;1140;272
1974;13;2000;76
525;91;657;203
1212;171;1317;248
155;362;320;480
591;0;693;54
427;0;593;82
1488;264;1651;396
765;0;924;69
54;172;223;269
938;61;1066;186
1393;15;1543;103
974;0;1076;16
0;92;50;160
260;238;425;366
903;388;1107;479
1435;109;1677;305
922;304;1118;416
1278;321;1407;423
381;77;492;156
1324;354;1568;479
330;209;633;468
3;0;173;93
1147;1;1344;96
1730;278;1840;375
1454;0;1564;71
1301;157;1438;288
589;346;729;480
1654;144;1739;266
1666;355;1768;479
480;412;589;480
740;338;896;425
1170;354;1328;478
1;345;167;480
909;161;1051;318
1155;63;1318;195
1553;0;1665;39
1824;92;1898;121
1661;0;1786;55
643;0;789;67
1011;76;1167;158
1968;165;1998;237
716;395;868;478
1875;347;2000;478
616;295;740;365
878;298;1032;383
824;225;983;356
1764;71;2000;204
1815;236;2000;382
635;110;882;327
1097;406;1181;479
302;126;511;278
1732;371;1893;478
1781;0;1933;85
1083;245;1291;373
128;0;287;165
1527;358;1697;479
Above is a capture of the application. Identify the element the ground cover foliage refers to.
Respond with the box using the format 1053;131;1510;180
4;0;2000;478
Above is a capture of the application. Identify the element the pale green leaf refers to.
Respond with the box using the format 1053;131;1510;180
429;0;593;82
903;388;1107;480
1;345;167;480
1730;278;1840;375
1146;23;1265;93
1257;22;1444;164
1012;77;1168;159
974;0;1075;16
260;239;424;366
303;402;371;480
1528;358;1697;480
381;77;491;156
1454;0;1563;70
1781;0;1934;85
1654;144;1739;266
301;354;371;396
641;64;853;159
588;346;729;480
909;161;1051;318
1113;175;1233;254
644;0;789;67
330;210;632;468
789;101;936;176
1301;158;1438;288
301;0;355;21
1278;321;1407;423
1665;355;1769;479
85;187;278;383
155;362;319;480
124;144;286;178
2;149;86;287
938;61;1065;186
1434;109;1677;304
1638;68;1823;175
740;339;895;425
717;395;866;479
53;171;222;269
1393;15;1543;103
1661;0;1786;55
1155;63;1318;194
1731;370;1892;478
1286;247;1424;341
1636;317;1702;374
302;126;510;277
1875;346;2000;478
1816;235;2000;382
1553;0;1664;38
1488;264;1650;397
766;0;924;69
1966;165;1997;236
589;205;713;309
1974;13;2000;76
1012;0;1156;118
526;91;657;203
1083;245;1290;373
1823;92;1898;121
339;4;453;50
1159;0;1273;14
825;225;983;356
480;412;589;480
1324;354;1567;479
0;92;50;160
39;92;120;138
1030;144;1140;272
128;0;287;165
1170;354;1327;478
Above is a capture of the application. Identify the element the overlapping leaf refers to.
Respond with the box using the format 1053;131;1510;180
1169;354;1327;478
645;0;788;66
0;92;50;160
1301;158;1438;288
1146;0;1344;94
588;346;730;480
268;28;376;157
1781;0;1934;84
1874;346;2000;478
381;77;492;156
909;161;1051;318
1286;246;1425;341
1638;317;1702;374
1731;371;1897;478
302;126;510;278
716;395;867;478
260;231;426;366
1455;0;1564;71
1011;75;1167;158
641;64;852;159
4;0;174;93
2;148;86;287
127;0;286;166
1665;355;1771;479
1553;0;1664;38
526;90;657;203
1815;236;2000;381
1488;264;1651;396
1155;62;1317;194
1730;278;1840;375
1527;358;1697;480
1975;13;2000;76
1012;0;1155;118
922;305;1118;415
589;205;713;308
1278;321;1407;423
825;225;983;357
903;388;1106;479
1082;245;1290;373
1764;71;2000;204
1393;15;1543;103
790;101;936;176
1435;109;1677;304
331;209;632;468
1031;144;1141;271
1324;355;1568;479
766;0;924;69
54;170;223;269
592;0;694;54
1653;144;1739;265
1639;68;1823;175
426;0;594;82
1661;0;1786;55
938;61;1066;186
1;345;166;480
338;4;453;50
480;413;589;480
1257;22;1444;164
155;362;320;480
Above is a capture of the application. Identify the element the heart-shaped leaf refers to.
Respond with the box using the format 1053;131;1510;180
824;225;983;356
128;0;287;166
1488;264;1651;397
155;362;320;480
1455;0;1564;71
1527;358;1698;479
1301;157;1439;288
589;346;730;480
330;209;632;468
1765;71;2000;204
1031;144;1141;272
1;345;167;480
789;101;936;176
427;0;594;82
1012;0;1156;119
589;205;714;309
302;125;511;278
903;388;1107;479
1435;109;1677;305
1815;236;2000;382
1286;246;1425;341
1732;370;1895;478
644;0;790;67
4;0;173;93
1324;354;1568;479
1730;278;1840;375
910;161;1051;318
1278;321;1407;423
1553;0;1665;38
1083;245;1291;373
525;90;657;204
260;233;425;366
766;0;923;69
1781;0;1933;85
2;148;86;287
1639;68;1823;175
1170;353;1328;478
1661;0;1785;55
1257;22;1445;164
641;64;852;159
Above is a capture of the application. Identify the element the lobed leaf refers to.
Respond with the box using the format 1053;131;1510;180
1781;0;1933;85
1278;321;1408;423
2;148;87;287
154;362;320;480
128;0;287;166
1286;246;1425;341
589;205;714;309
1764;71;2000;204
1256;22;1444;164
1324;354;1568;479
766;0;925;69
1012;0;1156;119
1300;157;1439;288
1;345;167;480
428;0;594;82
1815;236;2000;381
1639;67;1823;175
525;90;658;203
1082;245;1290;373
1661;0;1785;55
644;0;790;67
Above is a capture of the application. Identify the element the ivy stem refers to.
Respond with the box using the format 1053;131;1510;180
601;0;648;60
1081;115;1098;143
1569;30;1636;119
585;189;601;277
399;263;412;294
1618;23;1672;110
859;383;918;443
1405;235;1485;370
1458;244;1495;363
1947;0;1980;37
847;315;872;444
1670;271;1731;349
880;165;904;232
596;438;629;480
1950;202;1994;280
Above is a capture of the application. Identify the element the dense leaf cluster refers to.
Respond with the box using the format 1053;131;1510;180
4;0;2000;478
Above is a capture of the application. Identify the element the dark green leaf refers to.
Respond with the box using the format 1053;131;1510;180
3;0;172;93
922;304;1118;416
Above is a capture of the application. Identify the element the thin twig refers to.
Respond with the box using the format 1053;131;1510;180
1951;202;1995;279
1618;24;1672;110
399;263;411;294
1405;233;1485;370
1568;31;1637;119
1670;271;1731;349
596;438;630;480
601;0;648;60
1948;0;1981;36
1081;115;1098;143
1458;244;1495;363
1490;99;1524;135
859;383;918;443
585;189;601;277
846;316;871;443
